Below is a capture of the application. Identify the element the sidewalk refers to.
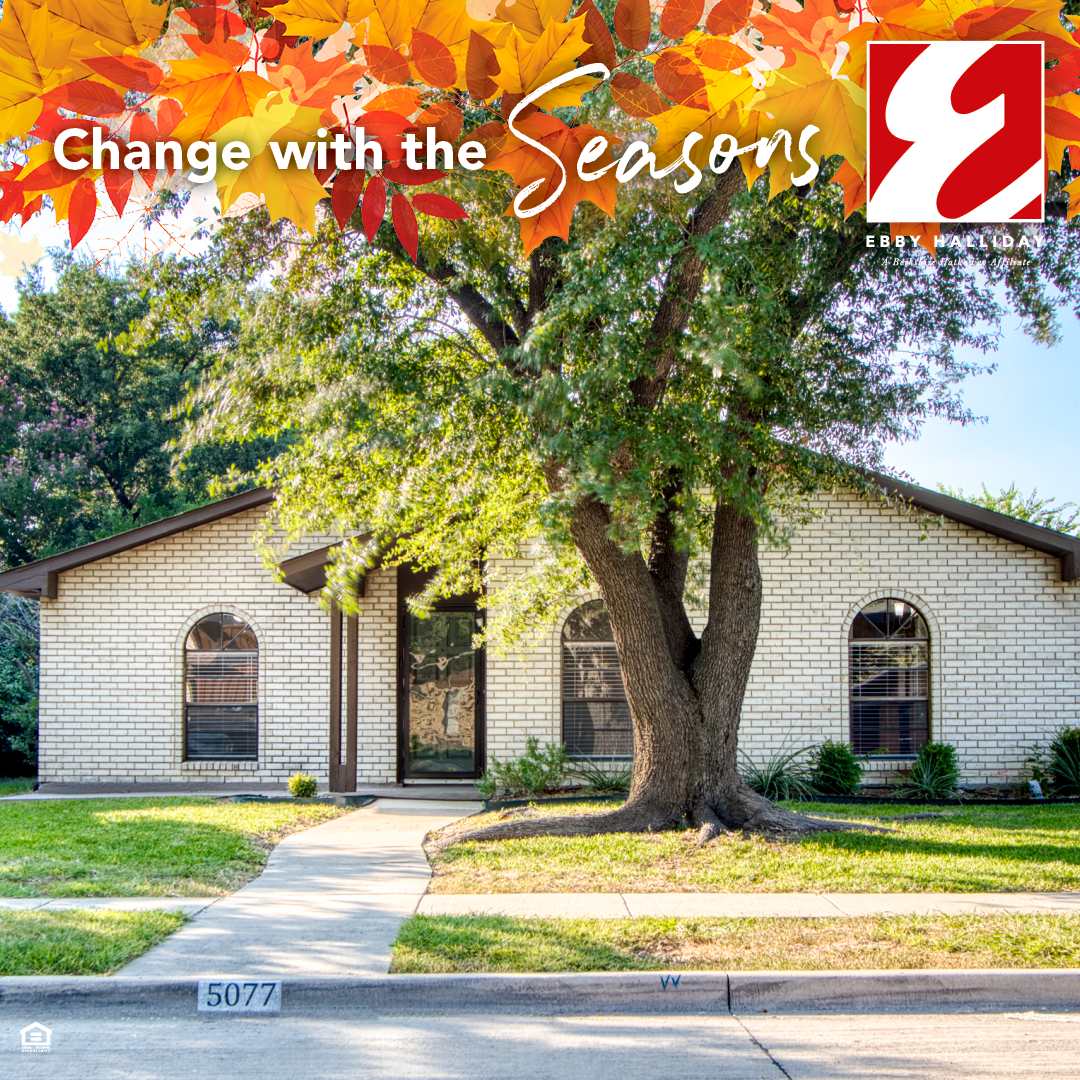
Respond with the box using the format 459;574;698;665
118;798;478;977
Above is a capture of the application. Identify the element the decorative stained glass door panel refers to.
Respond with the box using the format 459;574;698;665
404;611;479;776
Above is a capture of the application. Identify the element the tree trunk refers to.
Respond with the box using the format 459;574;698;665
430;492;863;850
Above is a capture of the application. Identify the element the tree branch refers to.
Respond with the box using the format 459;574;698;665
630;169;746;410
646;473;698;670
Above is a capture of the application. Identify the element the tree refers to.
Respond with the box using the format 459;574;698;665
3;0;1080;838
938;483;1080;537
0;594;37;775
0;257;282;567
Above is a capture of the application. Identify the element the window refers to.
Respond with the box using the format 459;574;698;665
184;613;258;760
561;600;632;758
848;598;929;755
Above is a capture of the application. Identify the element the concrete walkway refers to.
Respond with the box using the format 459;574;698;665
417;891;1080;918
118;798;478;977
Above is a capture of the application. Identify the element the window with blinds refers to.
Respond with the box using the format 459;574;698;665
849;598;929;756
184;613;258;761
561;600;632;758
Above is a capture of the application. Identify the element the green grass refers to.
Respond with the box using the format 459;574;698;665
0;909;187;975
0;777;35;796
391;913;1080;973
428;801;1080;894
0;798;349;897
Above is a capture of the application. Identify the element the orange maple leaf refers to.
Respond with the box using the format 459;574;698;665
486;112;618;254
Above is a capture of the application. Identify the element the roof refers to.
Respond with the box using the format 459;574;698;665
0;487;274;598
0;472;1077;600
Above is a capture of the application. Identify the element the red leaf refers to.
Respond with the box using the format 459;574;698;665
1047;52;1080;96
68;176;97;248
391;192;419;260
156;100;184;140
610;72;667;116
660;0;704;39
411;30;457;89
466;30;500;100
576;0;618;69
83;56;164;94
1046;106;1080;141
176;6;248;42
259;20;303;64
417;101;464;144
362;175;386;241
413;193;468;219
382;161;447;185
952;6;1033;40
614;0;652;50
705;0;753;35
332;168;365;229
42;80;128;117
653;49;706;104
366;44;411;84
103;141;134;216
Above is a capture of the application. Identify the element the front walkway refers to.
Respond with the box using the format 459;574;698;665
118;798;477;977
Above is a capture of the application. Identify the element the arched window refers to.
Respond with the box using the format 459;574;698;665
561;600;632;758
184;613;258;761
848;598;929;755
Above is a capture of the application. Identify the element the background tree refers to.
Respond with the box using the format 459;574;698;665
937;483;1080;536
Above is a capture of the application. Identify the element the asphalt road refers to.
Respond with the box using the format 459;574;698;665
4;1011;1079;1079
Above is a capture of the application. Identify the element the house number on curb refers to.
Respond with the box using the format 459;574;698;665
197;980;281;1013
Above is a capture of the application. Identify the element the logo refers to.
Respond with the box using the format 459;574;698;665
20;1022;51;1053
867;41;1044;223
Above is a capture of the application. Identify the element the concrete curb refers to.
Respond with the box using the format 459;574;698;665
1;970;1078;1017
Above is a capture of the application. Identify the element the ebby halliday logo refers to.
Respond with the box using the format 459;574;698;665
867;40;1045;223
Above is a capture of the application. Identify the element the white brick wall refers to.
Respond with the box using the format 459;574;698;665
37;492;1080;786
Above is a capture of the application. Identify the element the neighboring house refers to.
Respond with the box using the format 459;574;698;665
1;478;1077;791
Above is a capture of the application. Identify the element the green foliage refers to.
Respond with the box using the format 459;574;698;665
475;738;571;800
0;909;186;976
0;595;37;772
739;743;818;802
807;740;863;796
287;772;318;798
899;743;962;801
937;483;1079;536
572;759;632;795
1047;727;1080;798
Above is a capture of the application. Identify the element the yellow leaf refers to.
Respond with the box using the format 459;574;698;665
263;0;354;39
492;15;590;100
1064;174;1080;221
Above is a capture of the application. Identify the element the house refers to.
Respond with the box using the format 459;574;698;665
1;476;1077;791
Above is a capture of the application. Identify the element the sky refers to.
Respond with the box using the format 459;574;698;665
1;209;1077;510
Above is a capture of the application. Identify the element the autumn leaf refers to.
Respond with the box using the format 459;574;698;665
364;43;411;84
611;72;668;116
40;81;128;118
614;0;652;51
485;112;618;253
467;30;501;100
392;192;419;259
492;15;594;106
695;37;751;73
67;175;98;249
830;158;866;218
412;30;457;88
363;173;387;240
418;100;464;144
262;0;352;39
661;0;705;40
414;192;468;218
82;56;165;95
263;40;366;109
889;221;939;254
705;0;752;36
577;0;617;69
363;87;425;115
332;166;365;227
158;53;276;146
654;49;707;105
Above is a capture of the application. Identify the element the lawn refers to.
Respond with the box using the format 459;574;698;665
0;909;186;975
427;801;1080;894
0;778;34;796
0;798;349;897
391;913;1080;973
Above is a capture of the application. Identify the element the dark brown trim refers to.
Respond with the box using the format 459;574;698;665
279;537;379;595
328;602;343;792
344;612;358;792
0;488;275;598
862;469;1080;582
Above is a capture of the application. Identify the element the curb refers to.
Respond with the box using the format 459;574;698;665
1;970;1078;1017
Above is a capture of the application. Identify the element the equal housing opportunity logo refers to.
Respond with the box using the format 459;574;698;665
20;1021;52;1053
867;41;1045;223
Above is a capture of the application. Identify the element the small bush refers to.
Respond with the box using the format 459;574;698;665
572;759;632;795
739;744;817;802
288;772;318;798
475;738;570;799
899;742;961;800
1048;726;1080;797
808;740;863;796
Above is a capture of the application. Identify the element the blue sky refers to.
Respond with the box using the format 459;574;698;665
882;313;1080;508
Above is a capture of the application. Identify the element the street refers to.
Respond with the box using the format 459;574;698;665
5;1011;1079;1079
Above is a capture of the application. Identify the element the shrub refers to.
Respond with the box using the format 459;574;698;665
288;772;318;798
739;744;817;802
475;737;570;799
808;740;863;796
1048;726;1080;797
898;742;961;800
572;758;632;795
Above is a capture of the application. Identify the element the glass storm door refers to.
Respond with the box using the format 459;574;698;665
403;610;481;777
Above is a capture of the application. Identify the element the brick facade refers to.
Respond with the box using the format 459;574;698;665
37;491;1079;786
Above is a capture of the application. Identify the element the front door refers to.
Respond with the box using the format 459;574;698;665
400;607;484;779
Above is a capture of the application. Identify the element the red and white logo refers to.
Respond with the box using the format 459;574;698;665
867;41;1044;223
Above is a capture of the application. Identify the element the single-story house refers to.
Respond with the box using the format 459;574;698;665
1;476;1077;791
